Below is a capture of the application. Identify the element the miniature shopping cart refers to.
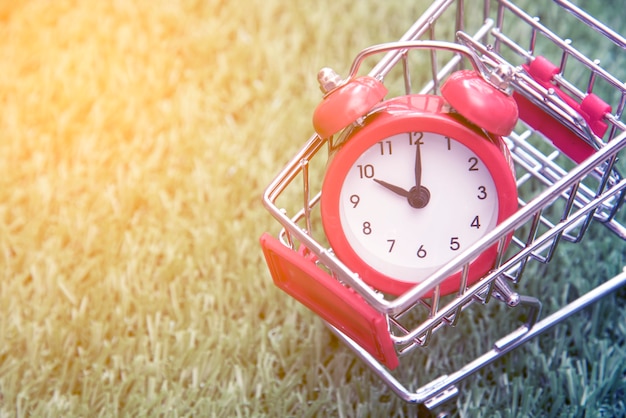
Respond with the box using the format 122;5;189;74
260;0;626;410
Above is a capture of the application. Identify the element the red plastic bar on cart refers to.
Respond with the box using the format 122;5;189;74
514;55;612;163
260;233;399;370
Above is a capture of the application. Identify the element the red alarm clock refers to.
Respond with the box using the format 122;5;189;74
315;43;519;296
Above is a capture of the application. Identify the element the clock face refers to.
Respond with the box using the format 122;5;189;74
320;95;518;296
337;131;498;284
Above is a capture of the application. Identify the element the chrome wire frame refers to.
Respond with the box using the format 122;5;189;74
261;0;626;407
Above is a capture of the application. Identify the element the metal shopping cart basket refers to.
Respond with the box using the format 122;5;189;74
260;0;626;411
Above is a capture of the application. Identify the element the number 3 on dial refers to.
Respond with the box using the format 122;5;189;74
321;95;518;296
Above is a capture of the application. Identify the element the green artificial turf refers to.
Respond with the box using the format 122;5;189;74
0;0;625;417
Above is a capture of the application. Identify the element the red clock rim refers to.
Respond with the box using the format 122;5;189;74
320;96;518;296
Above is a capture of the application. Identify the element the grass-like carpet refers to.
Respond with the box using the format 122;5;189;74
0;0;624;416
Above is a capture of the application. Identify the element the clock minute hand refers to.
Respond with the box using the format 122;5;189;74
373;178;410;197
409;133;431;209
414;134;422;190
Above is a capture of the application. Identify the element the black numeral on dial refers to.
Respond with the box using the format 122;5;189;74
477;186;487;200
410;132;424;145
358;164;375;178
468;157;479;171
379;141;392;155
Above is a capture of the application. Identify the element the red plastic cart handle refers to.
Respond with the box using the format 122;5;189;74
260;233;399;370
514;55;611;163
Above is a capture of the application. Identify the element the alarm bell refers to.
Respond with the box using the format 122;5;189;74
312;69;388;139
441;68;519;136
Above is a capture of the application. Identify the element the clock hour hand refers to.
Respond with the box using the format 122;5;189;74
373;178;410;197
375;177;430;208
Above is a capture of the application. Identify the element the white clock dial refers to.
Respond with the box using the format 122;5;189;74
338;131;498;284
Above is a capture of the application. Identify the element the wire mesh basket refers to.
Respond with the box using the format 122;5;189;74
260;0;626;409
